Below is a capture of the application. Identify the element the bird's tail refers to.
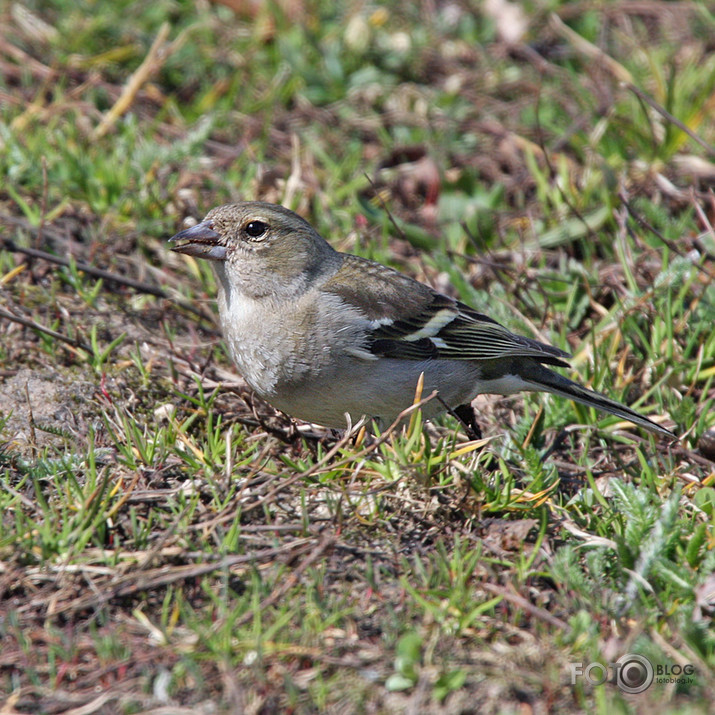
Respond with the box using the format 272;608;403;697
523;364;674;438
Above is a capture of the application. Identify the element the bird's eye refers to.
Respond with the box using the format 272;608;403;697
245;220;268;239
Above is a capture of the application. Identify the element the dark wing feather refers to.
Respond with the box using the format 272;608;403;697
321;254;570;367
430;302;571;366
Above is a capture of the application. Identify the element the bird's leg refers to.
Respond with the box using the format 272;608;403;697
451;402;483;440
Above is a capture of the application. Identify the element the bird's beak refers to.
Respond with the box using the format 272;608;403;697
169;221;227;261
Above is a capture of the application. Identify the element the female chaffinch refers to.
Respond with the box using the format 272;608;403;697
170;202;673;437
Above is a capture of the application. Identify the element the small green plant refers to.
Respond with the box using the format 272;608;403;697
83;324;127;374
385;631;422;691
60;257;104;308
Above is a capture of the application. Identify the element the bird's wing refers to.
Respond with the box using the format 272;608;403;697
321;255;571;366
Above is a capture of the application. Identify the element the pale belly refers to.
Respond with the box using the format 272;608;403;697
264;358;486;428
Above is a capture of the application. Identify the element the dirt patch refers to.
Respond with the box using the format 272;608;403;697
0;368;96;454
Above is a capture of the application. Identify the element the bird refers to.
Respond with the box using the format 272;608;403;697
169;201;673;438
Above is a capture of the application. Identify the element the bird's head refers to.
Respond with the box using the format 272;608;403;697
170;202;339;298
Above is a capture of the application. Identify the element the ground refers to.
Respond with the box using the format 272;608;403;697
1;1;714;713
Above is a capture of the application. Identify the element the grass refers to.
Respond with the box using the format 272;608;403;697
1;0;714;712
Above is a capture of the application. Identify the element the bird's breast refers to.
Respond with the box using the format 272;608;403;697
216;290;285;394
